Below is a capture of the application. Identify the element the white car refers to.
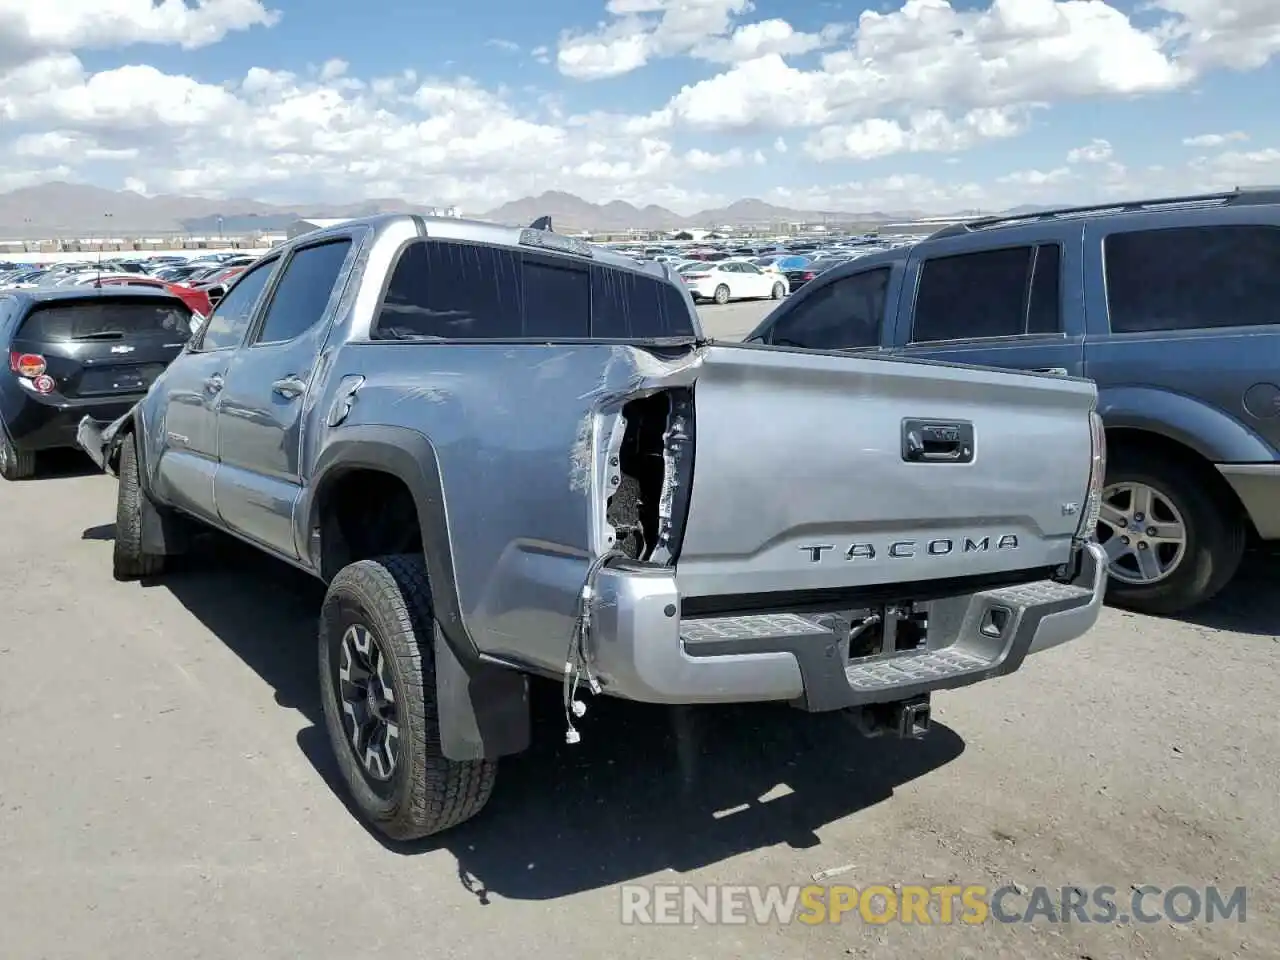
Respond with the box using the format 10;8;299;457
678;261;789;304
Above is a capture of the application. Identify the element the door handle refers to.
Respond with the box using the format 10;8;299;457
203;374;224;393
1033;367;1069;376
271;375;308;399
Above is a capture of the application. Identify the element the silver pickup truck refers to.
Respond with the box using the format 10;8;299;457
79;214;1108;841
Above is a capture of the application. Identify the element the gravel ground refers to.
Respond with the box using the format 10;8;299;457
0;299;1275;960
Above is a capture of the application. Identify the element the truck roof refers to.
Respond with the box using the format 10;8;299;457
288;212;672;282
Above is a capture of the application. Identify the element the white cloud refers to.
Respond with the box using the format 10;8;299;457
485;39;520;53
0;0;280;68
805;107;1028;161
1067;138;1113;163
557;0;847;78
2;0;1280;215
1182;131;1249;147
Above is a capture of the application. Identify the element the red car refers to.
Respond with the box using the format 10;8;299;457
94;276;212;318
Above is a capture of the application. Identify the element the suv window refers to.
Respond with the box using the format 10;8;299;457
254;239;352;345
374;240;696;340
1104;225;1280;333
197;259;276;351
912;244;1062;342
766;267;890;350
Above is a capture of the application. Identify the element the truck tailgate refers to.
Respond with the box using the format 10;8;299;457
675;345;1097;598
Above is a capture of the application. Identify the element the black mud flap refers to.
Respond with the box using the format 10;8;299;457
434;630;531;761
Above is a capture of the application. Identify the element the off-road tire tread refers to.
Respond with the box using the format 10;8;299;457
113;434;164;580
1103;448;1245;615
319;554;496;840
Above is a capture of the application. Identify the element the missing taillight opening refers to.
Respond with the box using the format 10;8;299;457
608;389;695;564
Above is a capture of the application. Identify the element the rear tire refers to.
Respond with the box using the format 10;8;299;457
1097;448;1245;615
771;282;785;300
319;555;496;841
113;433;166;580
0;433;36;481
713;284;730;305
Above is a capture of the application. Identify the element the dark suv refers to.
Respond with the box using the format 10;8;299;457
0;288;193;479
745;189;1280;614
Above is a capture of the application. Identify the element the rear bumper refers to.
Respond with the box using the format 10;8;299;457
1217;463;1280;540
2;391;141;453
587;541;1107;710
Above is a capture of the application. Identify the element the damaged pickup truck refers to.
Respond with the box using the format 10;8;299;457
79;214;1109;840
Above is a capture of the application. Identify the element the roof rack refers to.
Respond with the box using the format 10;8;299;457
926;186;1280;240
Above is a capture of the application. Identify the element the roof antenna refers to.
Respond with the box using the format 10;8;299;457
529;215;553;232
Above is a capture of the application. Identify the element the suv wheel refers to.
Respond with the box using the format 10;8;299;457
319;554;496;840
1096;449;1244;615
0;433;36;481
713;284;730;305
113;433;166;580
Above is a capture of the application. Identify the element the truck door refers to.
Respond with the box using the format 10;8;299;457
151;258;277;521
213;236;357;558
887;227;1085;377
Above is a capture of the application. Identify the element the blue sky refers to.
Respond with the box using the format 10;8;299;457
1;0;1278;214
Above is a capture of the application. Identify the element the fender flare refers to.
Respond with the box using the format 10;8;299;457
305;424;530;761
306;424;474;655
1097;386;1276;464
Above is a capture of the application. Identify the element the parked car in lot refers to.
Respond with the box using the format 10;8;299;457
745;188;1280;614
0;288;193;480
91;274;213;322
80;213;1106;841
678;260;789;303
783;255;853;292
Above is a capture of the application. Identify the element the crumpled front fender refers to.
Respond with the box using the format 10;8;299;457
76;408;136;477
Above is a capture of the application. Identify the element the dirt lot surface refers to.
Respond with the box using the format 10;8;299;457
1;298;1275;959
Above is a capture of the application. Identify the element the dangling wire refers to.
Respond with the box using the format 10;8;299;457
563;549;624;744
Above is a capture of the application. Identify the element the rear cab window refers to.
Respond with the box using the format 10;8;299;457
372;239;696;341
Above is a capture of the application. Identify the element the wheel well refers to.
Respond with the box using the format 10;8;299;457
316;469;423;581
1105;427;1255;538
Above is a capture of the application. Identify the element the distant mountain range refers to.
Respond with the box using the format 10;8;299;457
478;191;923;232
0;181;1019;237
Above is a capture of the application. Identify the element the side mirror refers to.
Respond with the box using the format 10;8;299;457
205;284;226;308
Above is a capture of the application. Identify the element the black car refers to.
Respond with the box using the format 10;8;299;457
0;288;192;479
783;257;851;291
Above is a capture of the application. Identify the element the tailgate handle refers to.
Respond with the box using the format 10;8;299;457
902;420;974;464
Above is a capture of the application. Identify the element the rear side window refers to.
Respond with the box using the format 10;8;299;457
766;268;890;350
18;299;192;342
254;239;352;344
912;244;1062;342
373;239;695;340
1104;225;1280;332
376;241;523;339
